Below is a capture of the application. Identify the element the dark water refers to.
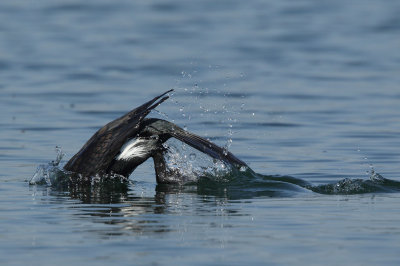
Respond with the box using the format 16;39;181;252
1;0;400;265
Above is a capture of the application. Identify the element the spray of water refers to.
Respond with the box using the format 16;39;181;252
161;139;234;184
30;146;66;186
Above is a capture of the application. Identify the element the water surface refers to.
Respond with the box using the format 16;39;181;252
1;0;400;265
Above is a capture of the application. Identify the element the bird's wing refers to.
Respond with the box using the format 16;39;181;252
143;119;248;168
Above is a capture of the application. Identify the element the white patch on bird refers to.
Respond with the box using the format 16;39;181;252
116;138;157;161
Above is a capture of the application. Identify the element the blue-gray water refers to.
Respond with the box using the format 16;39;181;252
1;0;400;265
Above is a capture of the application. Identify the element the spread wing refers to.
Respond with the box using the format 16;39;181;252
64;90;173;177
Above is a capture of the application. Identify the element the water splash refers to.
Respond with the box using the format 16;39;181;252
30;147;129;191
162;139;233;184
30;146;67;186
30;146;400;197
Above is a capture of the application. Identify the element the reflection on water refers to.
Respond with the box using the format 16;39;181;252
30;179;248;238
28;159;400;240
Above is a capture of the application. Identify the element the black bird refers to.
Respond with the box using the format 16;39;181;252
64;90;247;183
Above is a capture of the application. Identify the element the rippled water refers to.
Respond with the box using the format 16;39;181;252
1;0;400;265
